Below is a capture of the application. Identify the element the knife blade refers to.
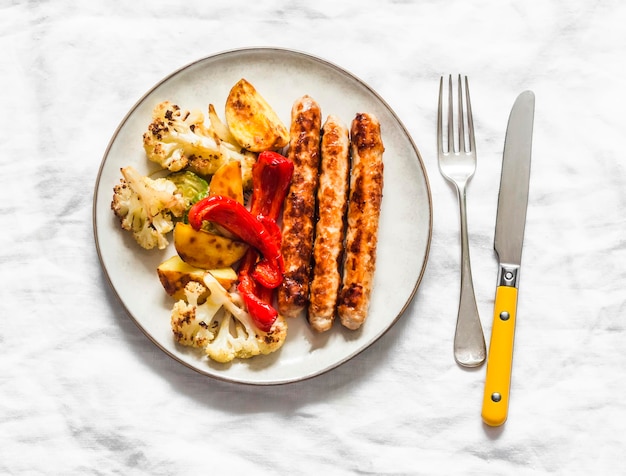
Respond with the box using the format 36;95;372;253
481;90;535;427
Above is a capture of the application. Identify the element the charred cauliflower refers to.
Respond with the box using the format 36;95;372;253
111;165;185;250
171;274;287;363
142;101;256;187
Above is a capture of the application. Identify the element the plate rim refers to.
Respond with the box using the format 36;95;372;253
92;46;433;386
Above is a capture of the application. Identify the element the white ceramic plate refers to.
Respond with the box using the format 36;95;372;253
93;47;432;385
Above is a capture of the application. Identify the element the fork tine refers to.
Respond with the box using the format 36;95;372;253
465;75;476;154
457;75;465;153
437;76;444;155
447;75;454;153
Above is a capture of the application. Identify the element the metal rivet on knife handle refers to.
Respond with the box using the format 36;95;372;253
499;311;510;321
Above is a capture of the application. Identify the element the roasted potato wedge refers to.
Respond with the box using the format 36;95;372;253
174;222;248;269
157;255;238;301
225;78;289;152
206;267;239;288
209;160;244;204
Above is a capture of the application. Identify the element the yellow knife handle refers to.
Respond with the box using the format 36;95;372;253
482;285;518;426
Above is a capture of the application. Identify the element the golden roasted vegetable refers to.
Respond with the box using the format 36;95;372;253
225;79;289;152
209;160;244;205
204;267;239;288
157;256;238;300
208;103;238;144
173;222;248;269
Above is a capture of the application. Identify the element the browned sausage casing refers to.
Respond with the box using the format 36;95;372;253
278;96;322;318
307;115;350;332
337;113;385;330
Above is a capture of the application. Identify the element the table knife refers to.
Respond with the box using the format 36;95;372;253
481;91;535;427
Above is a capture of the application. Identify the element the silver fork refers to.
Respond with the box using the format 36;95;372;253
437;75;486;368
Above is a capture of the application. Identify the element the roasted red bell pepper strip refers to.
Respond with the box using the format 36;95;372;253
188;195;284;288
250;216;284;286
237;271;277;332
232;249;275;330
250;151;295;221
237;248;277;330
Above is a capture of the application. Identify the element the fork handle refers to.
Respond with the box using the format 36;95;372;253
454;186;486;368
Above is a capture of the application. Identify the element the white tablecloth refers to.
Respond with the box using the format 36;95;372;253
2;1;624;474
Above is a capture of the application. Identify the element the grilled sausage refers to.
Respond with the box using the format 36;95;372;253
337;113;384;330
278;96;322;318
307;115;350;332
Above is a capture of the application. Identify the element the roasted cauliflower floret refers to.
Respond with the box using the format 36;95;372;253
170;281;216;347
143;101;257;187
111;165;185;250
143;101;222;172
170;274;287;363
